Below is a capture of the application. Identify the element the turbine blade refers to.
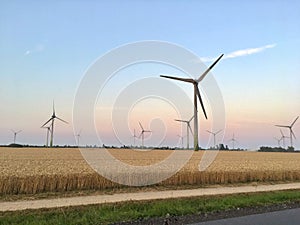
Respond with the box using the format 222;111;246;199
197;54;224;82
216;129;222;135
160;75;194;83
188;115;194;122
42;118;53;127
188;124;194;135
139;122;144;131
280;129;284;137
275;125;289;128
195;85;207;119
139;132;143;138
53;100;55;116
291;116;299;127
206;130;213;134
17;130;22;134
174;119;188;123
291;129;297;139
56;117;68;124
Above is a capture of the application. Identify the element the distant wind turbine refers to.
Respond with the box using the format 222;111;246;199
174;115;194;149
75;129;82;147
279;129;288;149
138;122;151;149
11;130;22;144
160;54;224;150
275;116;299;148
274;137;282;148
177;135;184;148
41;126;51;147
229;133;237;150
132;129;138;146
41;101;68;147
206;129;222;148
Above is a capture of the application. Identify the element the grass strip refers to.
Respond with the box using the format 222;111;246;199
1;190;300;225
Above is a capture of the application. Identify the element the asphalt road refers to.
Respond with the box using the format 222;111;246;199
192;208;300;225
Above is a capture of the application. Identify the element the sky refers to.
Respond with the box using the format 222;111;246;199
0;0;300;149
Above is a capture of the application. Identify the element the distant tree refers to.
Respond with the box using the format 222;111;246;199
219;144;225;150
287;146;295;152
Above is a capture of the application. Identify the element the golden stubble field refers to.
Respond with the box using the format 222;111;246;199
1;147;300;194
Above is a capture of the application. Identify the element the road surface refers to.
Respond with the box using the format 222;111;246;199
192;208;300;225
1;182;300;212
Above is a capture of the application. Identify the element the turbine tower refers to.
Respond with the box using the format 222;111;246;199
274;137;282;148
174;115;194;149
279;129;288;149
177;135;184;149
229;133;237;150
11;130;22;144
160;54;224;150
41;101;68;147
275;116;299;148
132;129;138;146
41;126;51;147
206;129;222;148
138;122;151;149
75;129;82;147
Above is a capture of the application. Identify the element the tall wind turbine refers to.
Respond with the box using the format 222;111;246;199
11;130;22;144
177;135;184;149
161;54;224;150
206;129;222;148
174;115;194;149
275;116;299;148
138;122;151;149
41;102;68;147
41;126;51;147
229;133;237;150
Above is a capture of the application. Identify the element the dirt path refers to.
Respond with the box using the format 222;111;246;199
1;183;300;212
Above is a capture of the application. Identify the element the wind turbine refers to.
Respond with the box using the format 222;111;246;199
229;133;237;150
174;115;194;149
132;129;138;146
160;54;224;150
206;129;222;148
75;129;82;147
274;137;281;148
177;135;184;149
279;129;288;149
11;130;22;144
138;122;151;149
275;116;299;148
41;126;51;147
41;101;68;147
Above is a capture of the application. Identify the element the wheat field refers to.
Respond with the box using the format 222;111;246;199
1;147;300;194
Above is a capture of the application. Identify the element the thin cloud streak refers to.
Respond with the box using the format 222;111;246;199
200;44;276;62
24;44;45;56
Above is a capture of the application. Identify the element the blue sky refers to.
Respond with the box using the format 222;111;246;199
1;0;300;149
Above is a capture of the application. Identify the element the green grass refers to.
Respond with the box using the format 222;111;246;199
1;190;300;225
